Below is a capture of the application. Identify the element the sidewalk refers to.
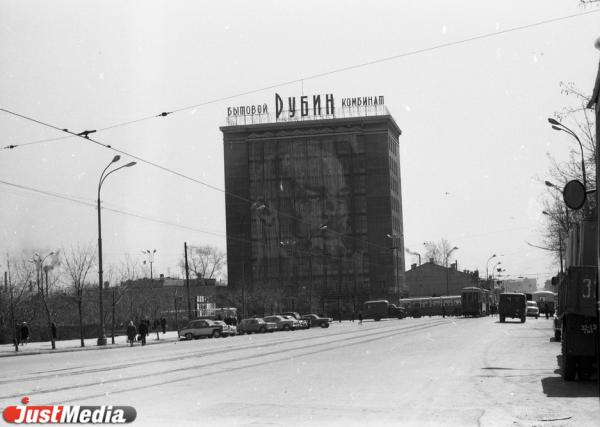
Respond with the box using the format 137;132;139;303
0;331;181;358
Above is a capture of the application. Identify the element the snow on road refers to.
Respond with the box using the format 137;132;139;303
0;317;598;426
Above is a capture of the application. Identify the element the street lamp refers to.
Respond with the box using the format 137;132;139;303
142;249;157;281
30;251;55;296
445;246;459;296
97;155;136;346
548;118;586;190
485;254;496;289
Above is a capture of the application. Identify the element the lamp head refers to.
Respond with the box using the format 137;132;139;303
111;155;121;163
547;118;560;126
125;161;136;167
595;36;600;51
544;181;555;188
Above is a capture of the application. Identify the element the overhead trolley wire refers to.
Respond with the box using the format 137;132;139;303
3;8;599;151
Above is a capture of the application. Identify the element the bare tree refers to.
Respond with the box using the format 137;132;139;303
181;245;226;280
62;244;96;347
423;239;458;267
36;251;61;349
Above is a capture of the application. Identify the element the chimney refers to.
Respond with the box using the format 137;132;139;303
411;263;417;270
429;258;434;264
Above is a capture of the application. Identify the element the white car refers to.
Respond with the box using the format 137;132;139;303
526;301;539;319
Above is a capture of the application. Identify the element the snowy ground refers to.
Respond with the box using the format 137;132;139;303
0;317;598;426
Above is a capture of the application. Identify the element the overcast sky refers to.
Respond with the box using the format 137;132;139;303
1;0;599;286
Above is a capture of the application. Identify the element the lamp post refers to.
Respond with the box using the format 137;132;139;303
445;246;459;296
545;181;571;227
97;155;136;346
30;252;55;297
485;254;496;290
548;118;586;191
142;249;157;281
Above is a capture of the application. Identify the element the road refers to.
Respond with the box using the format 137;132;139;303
0;316;598;426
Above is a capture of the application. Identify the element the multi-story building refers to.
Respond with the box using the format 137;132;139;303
221;95;406;317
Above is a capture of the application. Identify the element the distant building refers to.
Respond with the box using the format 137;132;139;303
404;260;480;297
221;97;406;316
501;278;537;294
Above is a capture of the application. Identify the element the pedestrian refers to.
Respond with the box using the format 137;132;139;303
20;322;29;345
442;305;446;318
160;317;167;334
51;322;57;340
126;321;137;347
138;320;148;346
544;303;549;319
358;311;363;325
14;323;21;347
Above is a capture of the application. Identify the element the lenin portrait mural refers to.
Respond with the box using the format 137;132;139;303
248;133;369;311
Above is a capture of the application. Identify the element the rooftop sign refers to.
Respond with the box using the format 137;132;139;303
226;93;387;126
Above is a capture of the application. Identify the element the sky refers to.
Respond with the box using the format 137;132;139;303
1;0;599;287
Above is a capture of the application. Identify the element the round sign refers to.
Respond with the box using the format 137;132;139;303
563;180;586;210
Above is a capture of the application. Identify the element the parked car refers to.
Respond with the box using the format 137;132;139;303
213;320;237;337
526;301;539;318
279;312;309;329
301;314;332;328
264;315;297;331
237;318;277;334
179;319;224;340
281;315;307;330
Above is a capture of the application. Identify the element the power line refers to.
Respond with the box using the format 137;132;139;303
0;108;396;254
3;8;599;150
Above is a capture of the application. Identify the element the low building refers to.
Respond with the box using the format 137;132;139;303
404;260;480;297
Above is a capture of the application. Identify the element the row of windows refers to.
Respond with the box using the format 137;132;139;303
388;135;399;156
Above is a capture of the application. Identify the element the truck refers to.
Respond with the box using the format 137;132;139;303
554;217;599;381
361;300;406;321
498;293;526;323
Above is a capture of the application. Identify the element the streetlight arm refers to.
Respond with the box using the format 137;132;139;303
99;163;136;191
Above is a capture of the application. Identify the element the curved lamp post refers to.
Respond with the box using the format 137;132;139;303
97;155;136;346
486;254;496;289
548;118;586;190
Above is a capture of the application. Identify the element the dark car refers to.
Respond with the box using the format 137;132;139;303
498;293;526;323
237;318;277;334
301;314;332;328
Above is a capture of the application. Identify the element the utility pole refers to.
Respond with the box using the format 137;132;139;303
184;242;192;320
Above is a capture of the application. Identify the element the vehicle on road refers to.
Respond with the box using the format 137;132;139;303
237;318;277;334
533;291;556;317
398;296;461;317
213;320;237;337
498;293;526;323
526;301;539;318
362;300;406;321
461;287;489;317
179;319;225;340
264;315;296;331
301;314;332;328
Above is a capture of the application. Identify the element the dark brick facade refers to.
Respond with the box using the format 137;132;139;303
221;115;406;316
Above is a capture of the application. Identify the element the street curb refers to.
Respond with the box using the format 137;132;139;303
0;335;180;358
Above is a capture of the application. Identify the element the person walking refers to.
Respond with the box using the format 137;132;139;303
160;317;167;334
358;311;363;325
544;303;549;319
20;322;29;345
138;320;148;346
126;321;137;347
